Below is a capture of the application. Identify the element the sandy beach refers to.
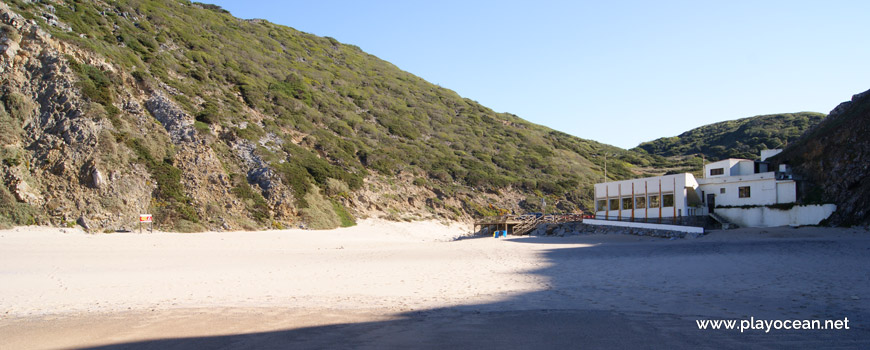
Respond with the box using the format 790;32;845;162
1;221;869;349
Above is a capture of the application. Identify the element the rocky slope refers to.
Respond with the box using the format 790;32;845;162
773;89;870;226
0;2;154;230
2;0;663;231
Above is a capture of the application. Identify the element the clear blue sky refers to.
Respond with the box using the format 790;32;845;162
207;0;870;149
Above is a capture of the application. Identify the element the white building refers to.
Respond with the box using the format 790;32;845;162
593;173;702;221
696;156;796;210
591;149;830;227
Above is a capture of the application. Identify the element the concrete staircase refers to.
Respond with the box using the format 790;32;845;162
709;212;736;229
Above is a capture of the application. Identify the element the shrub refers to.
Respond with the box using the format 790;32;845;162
270;73;313;107
3;92;35;120
325;177;350;197
68;60;113;106
300;186;340;229
193;120;210;133
126;138;199;225
332;200;355;227
0;105;23;146
0;178;41;228
229;173;270;223
1;24;21;42
196;102;220;124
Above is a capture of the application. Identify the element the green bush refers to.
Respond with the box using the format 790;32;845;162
0;178;41;228
332;200;355;227
270;73;312;107
229;175;271;223
193;120;210;134
196;102;220;124
412;177;426;186
300;186;340;229
69;60;114;106
127;138;199;224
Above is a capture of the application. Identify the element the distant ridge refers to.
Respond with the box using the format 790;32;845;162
634;112;825;161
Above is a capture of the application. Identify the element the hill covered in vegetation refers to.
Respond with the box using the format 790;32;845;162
634;112;825;161
1;0;840;231
1;0;666;231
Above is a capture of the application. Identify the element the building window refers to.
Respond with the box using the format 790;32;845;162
663;194;674;207
622;197;633;210
635;196;646;209
597;200;607;211
739;186;751;198
720;188;726;194
710;168;725;176
609;199;619;210
648;195;660;208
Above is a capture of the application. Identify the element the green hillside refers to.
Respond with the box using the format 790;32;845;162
1;0;662;230
634;112;825;161
2;0;826;231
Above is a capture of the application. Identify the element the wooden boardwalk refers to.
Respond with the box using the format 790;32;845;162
473;214;584;236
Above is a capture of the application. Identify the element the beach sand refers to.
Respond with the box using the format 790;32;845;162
1;221;869;349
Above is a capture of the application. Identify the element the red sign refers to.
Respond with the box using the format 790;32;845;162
139;214;153;223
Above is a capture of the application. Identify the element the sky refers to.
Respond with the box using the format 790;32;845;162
207;0;870;149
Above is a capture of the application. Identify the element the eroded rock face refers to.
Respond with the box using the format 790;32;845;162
144;92;195;143
0;4;182;231
0;3;150;231
776;88;870;226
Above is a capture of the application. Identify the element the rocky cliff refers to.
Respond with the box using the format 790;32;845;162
774;89;870;226
1;2;151;230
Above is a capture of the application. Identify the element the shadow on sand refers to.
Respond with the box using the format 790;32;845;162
86;235;870;349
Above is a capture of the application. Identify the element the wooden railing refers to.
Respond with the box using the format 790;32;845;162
474;214;584;235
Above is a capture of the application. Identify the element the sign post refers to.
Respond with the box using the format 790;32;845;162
139;214;153;233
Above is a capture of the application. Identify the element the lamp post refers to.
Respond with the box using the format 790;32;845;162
594;153;611;183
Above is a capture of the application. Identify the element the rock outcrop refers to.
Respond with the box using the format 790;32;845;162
0;2;153;230
774;88;870;226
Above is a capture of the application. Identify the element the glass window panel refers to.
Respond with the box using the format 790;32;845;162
663;194;674;207
635;196;646;209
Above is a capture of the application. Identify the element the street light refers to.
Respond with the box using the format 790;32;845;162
593;153;612;183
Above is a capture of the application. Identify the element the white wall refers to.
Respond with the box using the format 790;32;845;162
776;181;796;203
760;149;783;161
736;160;755;176
697;172;791;207
705;159;740;178
716;204;836;228
583;219;705;234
